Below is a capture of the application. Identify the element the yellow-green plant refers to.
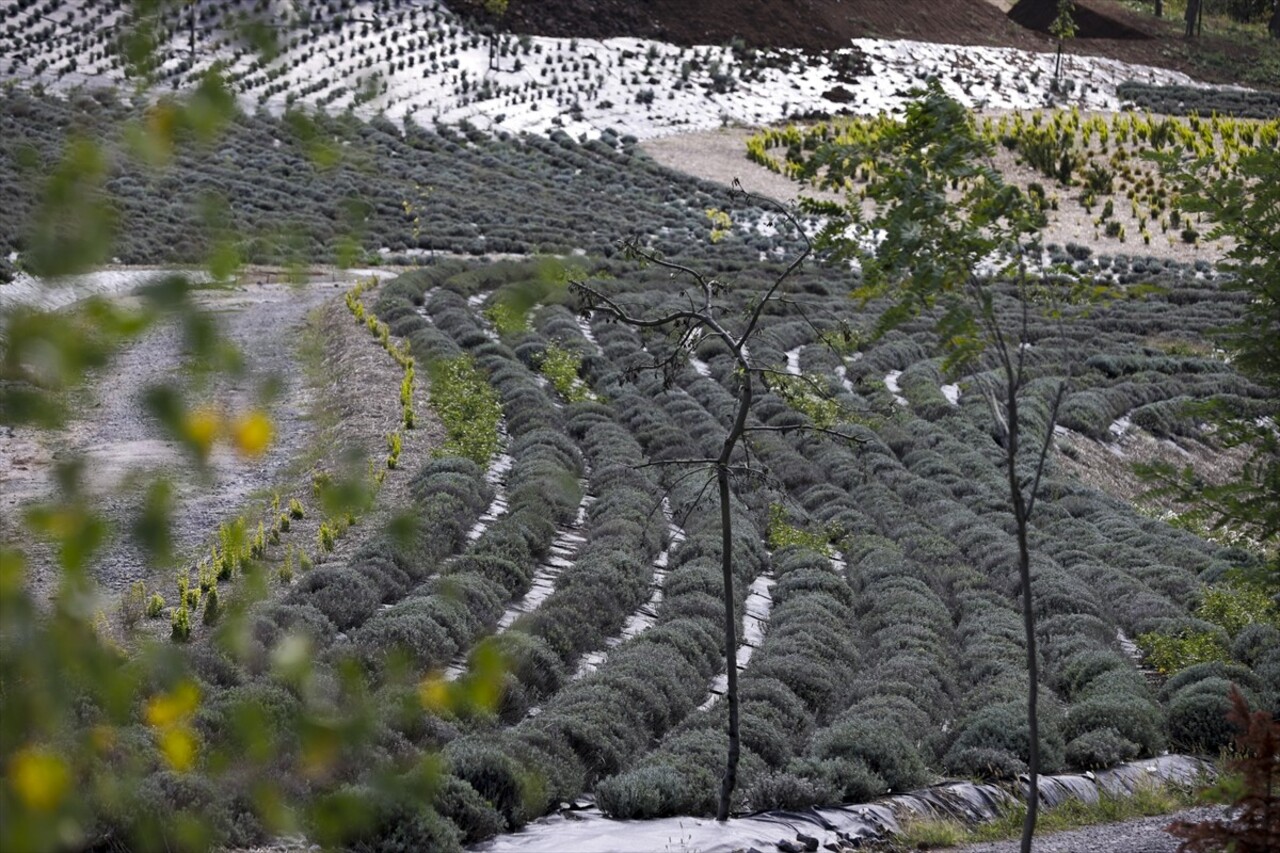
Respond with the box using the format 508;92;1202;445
540;344;594;403
430;355;502;465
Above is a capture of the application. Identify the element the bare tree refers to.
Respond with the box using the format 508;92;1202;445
571;186;829;820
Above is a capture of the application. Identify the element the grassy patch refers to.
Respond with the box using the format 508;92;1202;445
892;781;1199;850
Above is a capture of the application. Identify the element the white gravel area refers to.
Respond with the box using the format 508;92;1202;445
954;806;1225;853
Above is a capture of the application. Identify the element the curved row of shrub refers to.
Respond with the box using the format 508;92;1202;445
595;545;864;818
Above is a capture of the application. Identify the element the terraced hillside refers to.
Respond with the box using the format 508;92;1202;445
2;2;1278;853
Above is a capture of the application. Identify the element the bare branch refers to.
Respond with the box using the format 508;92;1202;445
741;424;868;443
1024;378;1068;520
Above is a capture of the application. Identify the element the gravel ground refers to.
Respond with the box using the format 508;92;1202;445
952;806;1223;853
2;269;443;624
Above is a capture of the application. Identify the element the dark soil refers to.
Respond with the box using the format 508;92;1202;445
446;0;1280;88
1010;0;1155;40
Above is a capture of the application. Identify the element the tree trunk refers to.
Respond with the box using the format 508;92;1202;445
1270;0;1279;37
1155;0;1162;18
1008;390;1041;853
716;365;753;821
1185;0;1200;37
715;460;739;821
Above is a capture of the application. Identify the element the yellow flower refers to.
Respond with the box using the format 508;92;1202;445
8;746;70;812
158;728;197;773
232;410;273;457
182;406;222;457
418;675;451;713
145;681;200;729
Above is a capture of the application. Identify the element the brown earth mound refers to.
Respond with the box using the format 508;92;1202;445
444;0;1275;89
1009;0;1154;40
454;0;1045;52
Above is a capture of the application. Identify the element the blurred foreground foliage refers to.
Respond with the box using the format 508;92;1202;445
1;4;503;850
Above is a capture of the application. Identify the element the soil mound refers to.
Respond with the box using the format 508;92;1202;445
451;0;1043;52
1009;0;1155;40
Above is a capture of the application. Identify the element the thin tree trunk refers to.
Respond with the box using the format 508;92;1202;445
1271;0;1280;38
1155;0;1162;17
1007;389;1040;853
717;369;753;821
716;460;739;821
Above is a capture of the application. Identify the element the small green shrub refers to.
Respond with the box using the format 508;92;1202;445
944;746;1027;780
539;344;592;403
170;603;191;642
1137;629;1230;676
1198;583;1279;636
318;522;336;553
1064;728;1140;770
788;755;885;803
202;586;220;625
430;355;501;465
433;776;506;844
1168;688;1237;753
745;771;836;812
145;593;165;618
595;764;687;819
120;581;147;628
289;498;305;519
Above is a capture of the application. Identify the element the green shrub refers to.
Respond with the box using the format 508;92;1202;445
430;355;501;466
807;718;929;792
324;786;463;853
202;586;220;626
1197;583;1280;636
145;593;165;618
443;739;531;830
1136;629;1230;676
1167;689;1237;753
432;776;506;844
745;770;837;812
595;765;688;819
1064;728;1140;770
944;746;1027;780
788;756;886;803
170;604;191;642
120;581;147;628
1064;695;1165;757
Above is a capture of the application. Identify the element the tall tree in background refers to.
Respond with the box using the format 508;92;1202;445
1051;0;1078;92
1185;0;1204;36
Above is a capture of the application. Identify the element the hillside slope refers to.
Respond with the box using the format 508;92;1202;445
448;0;1280;88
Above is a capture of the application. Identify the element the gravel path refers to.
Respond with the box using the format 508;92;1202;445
953;806;1223;853
2;269;438;615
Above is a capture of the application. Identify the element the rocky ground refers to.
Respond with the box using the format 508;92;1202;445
952;806;1223;853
